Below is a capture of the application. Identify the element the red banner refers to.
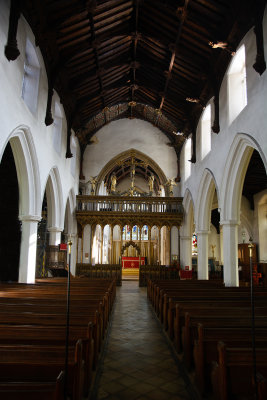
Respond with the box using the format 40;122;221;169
122;257;145;269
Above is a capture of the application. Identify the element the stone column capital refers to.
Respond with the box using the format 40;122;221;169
19;214;41;223
196;230;210;236
220;220;240;227
180;235;192;241
47;227;63;233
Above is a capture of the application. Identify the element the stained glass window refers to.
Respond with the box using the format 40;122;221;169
192;232;198;255
132;225;138;240
141;225;148;240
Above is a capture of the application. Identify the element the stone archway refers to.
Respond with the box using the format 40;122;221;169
121;240;141;256
220;133;267;286
121;241;141;275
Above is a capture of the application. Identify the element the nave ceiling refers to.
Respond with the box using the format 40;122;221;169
13;0;265;169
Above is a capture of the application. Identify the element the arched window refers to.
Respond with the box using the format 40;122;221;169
184;137;192;181
141;225;148;240
21;39;40;115
228;45;247;124
53;102;63;155
201;104;211;159
70;137;76;177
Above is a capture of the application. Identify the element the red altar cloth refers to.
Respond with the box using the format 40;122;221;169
122;256;145;269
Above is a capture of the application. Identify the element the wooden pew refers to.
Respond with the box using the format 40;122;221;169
211;341;267;400
0;308;102;370
193;324;267;394
182;313;267;370
0;371;64;400
161;288;267;328
0;340;84;400
173;300;267;351
0;323;94;395
0;293;109;336
0;278;116;395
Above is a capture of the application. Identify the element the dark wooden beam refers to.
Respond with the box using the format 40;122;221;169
158;0;190;112
45;83;54;126
5;0;21;61
253;0;266;75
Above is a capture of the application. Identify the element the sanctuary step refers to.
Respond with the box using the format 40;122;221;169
122;268;139;280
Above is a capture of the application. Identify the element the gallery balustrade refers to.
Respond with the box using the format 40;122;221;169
77;195;183;213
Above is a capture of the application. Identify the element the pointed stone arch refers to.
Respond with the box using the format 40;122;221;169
181;188;195;236
121;240;141;255
220;133;267;286
44;167;64;231
180;189;195;270
195;168;218;232
221;133;266;223
63;188;77;236
195;169;219;279
96;148;168;194
4;125;41;218
1;126;41;283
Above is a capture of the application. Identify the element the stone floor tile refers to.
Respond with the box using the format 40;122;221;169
145;388;174;400
100;380;126;394
92;281;193;400
115;387;141;399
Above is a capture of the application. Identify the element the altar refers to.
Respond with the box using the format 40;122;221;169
122;256;146;269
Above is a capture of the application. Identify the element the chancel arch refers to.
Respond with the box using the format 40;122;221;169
94;149;168;196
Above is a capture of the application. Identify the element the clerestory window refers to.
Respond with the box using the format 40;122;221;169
228;45;247;125
53;102;63;155
184;137;192;181
21;39;40;115
201;104;211;160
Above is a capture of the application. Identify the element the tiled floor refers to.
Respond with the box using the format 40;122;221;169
91;281;194;400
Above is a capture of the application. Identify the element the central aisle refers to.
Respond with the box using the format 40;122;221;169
92;281;192;400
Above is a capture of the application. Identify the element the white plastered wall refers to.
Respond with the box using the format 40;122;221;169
179;9;267;285
0;1;80;280
83;118;178;190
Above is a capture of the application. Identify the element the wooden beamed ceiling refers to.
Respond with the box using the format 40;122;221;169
19;0;263;156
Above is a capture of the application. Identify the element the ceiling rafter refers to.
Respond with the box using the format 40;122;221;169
15;0;260;166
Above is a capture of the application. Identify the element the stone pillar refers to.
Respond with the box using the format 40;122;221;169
180;235;192;270
81;225;84;263
19;215;41;283
90;225;95;264
110;226;113;264
221;221;239;286
48;227;62;245
197;231;209;280
168;226;171;265
120;226;123;266
46;227;63;271
139;225;142;267
69;233;77;276
82;225;91;264
148;227;151;265
158;227;161;265
100;226;103;264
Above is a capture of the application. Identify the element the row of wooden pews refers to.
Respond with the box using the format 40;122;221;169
148;279;267;399
0;276;116;400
